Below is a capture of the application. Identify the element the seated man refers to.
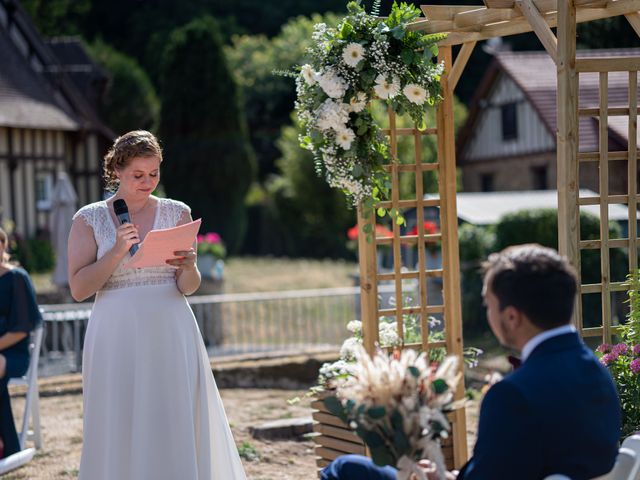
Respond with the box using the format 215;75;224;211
321;244;621;480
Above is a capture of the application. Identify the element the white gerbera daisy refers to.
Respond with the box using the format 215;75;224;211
301;64;317;85
349;92;367;113
373;74;401;99
403;83;428;105
342;43;365;68
335;127;355;150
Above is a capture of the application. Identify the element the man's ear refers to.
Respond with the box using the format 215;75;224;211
502;305;523;332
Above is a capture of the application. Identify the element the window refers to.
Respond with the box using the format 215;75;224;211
532;166;547;190
480;173;494;192
501;103;518;141
35;172;53;210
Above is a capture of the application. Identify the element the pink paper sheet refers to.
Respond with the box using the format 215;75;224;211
123;218;202;269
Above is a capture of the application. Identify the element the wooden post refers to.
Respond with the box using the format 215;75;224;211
357;204;379;354
557;0;581;329
437;44;468;469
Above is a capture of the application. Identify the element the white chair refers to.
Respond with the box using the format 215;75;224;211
591;447;638;480
8;325;44;450
621;435;640;480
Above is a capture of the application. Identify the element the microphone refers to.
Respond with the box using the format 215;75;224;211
113;199;139;256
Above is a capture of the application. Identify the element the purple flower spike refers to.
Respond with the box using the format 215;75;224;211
612;343;629;356
630;359;640;375
633;344;640;356
601;352;619;366
597;343;612;354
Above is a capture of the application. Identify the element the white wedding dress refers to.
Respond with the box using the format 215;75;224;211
75;198;246;480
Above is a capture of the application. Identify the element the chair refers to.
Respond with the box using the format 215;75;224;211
8;325;44;450
621;435;640;480
591;447;638;480
544;446;640;480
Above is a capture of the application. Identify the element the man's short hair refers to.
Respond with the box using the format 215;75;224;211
483;244;578;330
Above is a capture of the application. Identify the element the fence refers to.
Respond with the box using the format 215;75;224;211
37;286;398;377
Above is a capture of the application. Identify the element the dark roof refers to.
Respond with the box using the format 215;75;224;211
46;37;108;111
0;0;112;137
458;48;640;161
0;24;77;130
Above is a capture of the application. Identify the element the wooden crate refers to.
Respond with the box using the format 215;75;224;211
312;395;456;475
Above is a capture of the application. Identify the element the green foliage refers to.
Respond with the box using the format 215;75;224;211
21;0;90;36
252;115;355;258
225;13;342;179
459;223;495;332
11;233;55;273
596;270;640;437
460;209;628;331
158;16;256;254
85;40;159;134
236;441;260;461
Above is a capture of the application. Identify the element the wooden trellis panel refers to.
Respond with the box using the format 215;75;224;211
571;58;640;343
356;45;467;469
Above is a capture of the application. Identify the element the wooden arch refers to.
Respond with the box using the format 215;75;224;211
353;0;640;470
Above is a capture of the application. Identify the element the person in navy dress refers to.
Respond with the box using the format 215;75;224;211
0;227;42;458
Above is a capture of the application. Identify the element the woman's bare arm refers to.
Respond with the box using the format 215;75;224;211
173;211;201;296
67;216;139;301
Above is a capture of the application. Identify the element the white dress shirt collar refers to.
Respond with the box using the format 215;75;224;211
521;324;576;363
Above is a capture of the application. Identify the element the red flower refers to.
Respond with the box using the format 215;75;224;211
347;224;394;240
408;221;438;236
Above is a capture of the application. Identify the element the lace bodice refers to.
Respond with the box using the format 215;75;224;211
73;197;191;291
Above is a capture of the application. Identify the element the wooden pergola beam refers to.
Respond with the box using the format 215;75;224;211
448;41;477;90
625;11;640;36
515;0;558;63
420;6;484;21
556;0;582;329
411;0;640;46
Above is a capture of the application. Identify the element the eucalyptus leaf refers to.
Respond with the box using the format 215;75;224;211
363;430;385;448
323;396;344;416
367;406;386;419
370;446;396;467
431;378;449;394
408;366;420;378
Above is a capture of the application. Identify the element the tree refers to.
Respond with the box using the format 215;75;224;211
86;40;160;134
226;13;341;180
159;16;255;253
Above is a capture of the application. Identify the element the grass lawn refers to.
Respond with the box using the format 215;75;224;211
31;257;359;296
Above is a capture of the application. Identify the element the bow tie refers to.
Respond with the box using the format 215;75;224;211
507;355;522;371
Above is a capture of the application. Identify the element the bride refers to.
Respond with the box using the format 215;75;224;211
68;130;247;479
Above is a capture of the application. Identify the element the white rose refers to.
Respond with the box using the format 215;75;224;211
315;99;349;131
317;69;347;99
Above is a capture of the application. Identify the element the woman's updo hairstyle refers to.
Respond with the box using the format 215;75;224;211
103;130;162;192
0;227;9;263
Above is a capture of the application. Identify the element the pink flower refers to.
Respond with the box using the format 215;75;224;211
631;359;640;375
597;344;612;354
633;344;640;356
197;234;205;243
204;232;221;244
612;343;629;355
601;352;619;366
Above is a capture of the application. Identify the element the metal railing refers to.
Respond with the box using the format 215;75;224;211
38;286;382;376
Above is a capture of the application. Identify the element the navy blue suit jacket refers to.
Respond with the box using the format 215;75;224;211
458;332;621;480
321;332;621;480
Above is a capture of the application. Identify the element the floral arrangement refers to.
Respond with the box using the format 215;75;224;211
196;232;226;260
324;346;461;479
596;270;640;437
293;1;446;221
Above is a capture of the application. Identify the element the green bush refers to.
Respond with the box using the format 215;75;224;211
11;232;55;273
86;40;160;133
159;16;256;253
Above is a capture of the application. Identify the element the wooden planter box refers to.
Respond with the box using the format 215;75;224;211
311;393;455;473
